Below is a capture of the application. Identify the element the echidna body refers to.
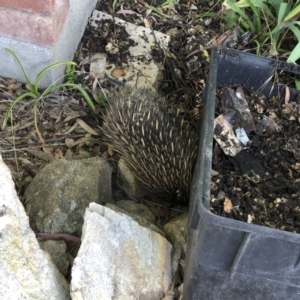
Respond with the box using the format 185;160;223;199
101;88;198;202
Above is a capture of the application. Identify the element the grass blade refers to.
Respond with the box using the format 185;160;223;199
285;22;300;40
223;0;256;32
287;41;300;63
35;61;77;93
277;3;288;26
42;82;95;110
283;4;300;23
5;48;35;93
2;92;37;129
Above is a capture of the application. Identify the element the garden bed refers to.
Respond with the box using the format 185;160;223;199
210;85;300;233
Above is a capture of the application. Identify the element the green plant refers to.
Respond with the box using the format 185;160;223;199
65;63;78;83
112;0;118;13
198;0;300;62
2;48;94;144
97;92;107;104
220;0;300;63
143;0;177;19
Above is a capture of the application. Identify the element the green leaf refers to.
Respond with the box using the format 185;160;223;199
147;5;172;18
287;41;300;63
160;0;176;7
112;0;118;13
271;3;288;41
5;48;35;94
253;39;261;55
277;3;288;26
283;5;300;23
35;61;77;95
284;22;300;41
256;2;275;19
97;92;107;104
41;82;95;110
223;0;256;32
267;0;281;14
295;80;300;90
220;9;239;29
224;0;250;9
79;150;91;157
245;0;261;33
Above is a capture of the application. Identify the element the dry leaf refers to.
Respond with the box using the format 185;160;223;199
55;122;78;136
54;148;64;160
211;37;218;46
111;68;126;78
67;136;93;148
247;214;254;223
116;10;142;18
65;148;74;160
145;8;153;18
76;118;99;136
26;149;52;162
108;145;114;156
284;85;290;105
65;138;75;148
143;17;151;29
18;157;39;175
223;197;233;213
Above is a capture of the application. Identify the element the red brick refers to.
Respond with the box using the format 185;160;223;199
0;0;55;13
0;1;69;46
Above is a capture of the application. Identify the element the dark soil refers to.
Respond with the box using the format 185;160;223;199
75;0;220;110
210;86;300;233
1;0;298;229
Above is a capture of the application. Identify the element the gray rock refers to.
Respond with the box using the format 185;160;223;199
116;199;156;224
118;158;147;198
25;157;112;235
106;202;165;236
164;213;188;255
38;240;70;277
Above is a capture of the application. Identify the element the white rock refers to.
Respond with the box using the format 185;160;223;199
0;156;70;300
71;203;173;300
90;11;170;89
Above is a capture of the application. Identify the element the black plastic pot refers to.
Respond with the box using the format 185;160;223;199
184;46;300;300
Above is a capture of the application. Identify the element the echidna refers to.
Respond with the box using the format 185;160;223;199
101;87;198;203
